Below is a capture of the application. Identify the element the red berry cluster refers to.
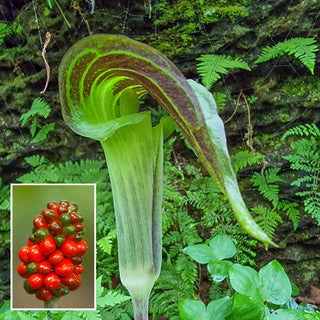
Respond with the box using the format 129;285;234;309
17;200;88;302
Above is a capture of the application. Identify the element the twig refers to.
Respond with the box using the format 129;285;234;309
40;32;51;94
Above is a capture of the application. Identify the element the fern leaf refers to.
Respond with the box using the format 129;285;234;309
303;194;320;224
282;123;320;140
252;205;283;238
197;54;251;90
277;200;300;230
78;310;102;320
31;122;55;143
24;155;48;167
212;92;227;112
250;168;283;207
231;150;264;173
97;290;131;308
20;98;51;126
255;37;319;75
97;229;117;254
30;119;38;137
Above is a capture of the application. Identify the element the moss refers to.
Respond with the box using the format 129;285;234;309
275;76;320;107
141;0;252;57
254;134;282;149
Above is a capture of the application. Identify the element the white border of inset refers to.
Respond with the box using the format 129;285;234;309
10;183;96;311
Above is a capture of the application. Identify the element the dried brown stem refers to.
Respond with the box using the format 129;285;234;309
40;32;51;94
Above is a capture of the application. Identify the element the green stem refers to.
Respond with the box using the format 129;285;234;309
132;296;149;320
44;296;59;308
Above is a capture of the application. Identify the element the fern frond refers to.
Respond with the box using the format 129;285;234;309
30;119;38;137
277;200;300;230
212;92;227;112
252;205;283;238
255;37;319;75
97;229;117;254
282;123;320;140
20;98;51;126
303;193;320;224
197;54;251;90
24;155;48;167
250;168;283;207
31;123;55;143
97;290;131;308
231;150;264;173
175;253;198;290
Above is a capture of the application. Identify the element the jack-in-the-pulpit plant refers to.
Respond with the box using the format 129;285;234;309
59;34;276;320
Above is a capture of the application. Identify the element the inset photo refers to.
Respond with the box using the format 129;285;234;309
11;184;96;310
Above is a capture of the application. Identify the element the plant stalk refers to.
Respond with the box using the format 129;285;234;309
132;296;150;320
44;296;59;308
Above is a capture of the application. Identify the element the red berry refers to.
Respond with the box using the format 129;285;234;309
17;262;29;278
77;240;88;256
47;201;59;213
29;245;46;263
59;200;70;207
18;246;30;263
44;271;61;291
61;273;81;291
37;260;52;274
36;286;53;301
27;237;36;246
69;212;79;224
68;202;78;213
58;205;68;216
74;222;83;232
41;209;58;223
29;273;44;290
70;255;82;265
54;258;74;277
48;249;64;266
33;215;48;229
73;232;83;242
48;220;63;236
74;264;83;274
40;237;56;256
61;240;78;258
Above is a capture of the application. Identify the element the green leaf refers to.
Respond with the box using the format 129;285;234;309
208;234;237;260
179;299;207;320
228;294;268;320
207;260;233;283
229;264;262;300
260;260;292;305
207;296;232;320
268;309;318;320
183;234;236;264
179;297;232;320
183;244;214;264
